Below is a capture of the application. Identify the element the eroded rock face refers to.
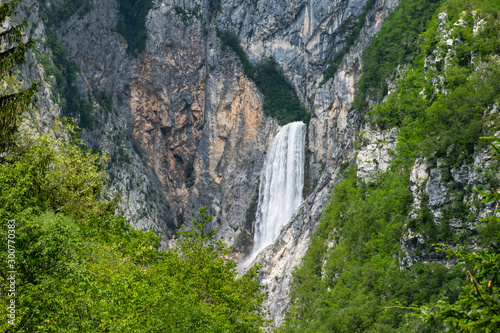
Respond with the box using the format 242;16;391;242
249;0;402;326
307;0;400;189
400;143;500;268
22;0;402;324
188;55;278;249
16;0;62;133
218;0;368;103
130;5;206;224
22;0;281;248
51;0;173;238
356;127;398;181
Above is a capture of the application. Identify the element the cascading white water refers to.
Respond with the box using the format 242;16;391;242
245;121;306;264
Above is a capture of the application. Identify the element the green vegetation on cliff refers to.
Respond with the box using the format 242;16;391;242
38;1;94;129
352;0;442;112
418;156;500;330
320;0;377;86
282;165;465;332
218;30;308;125
282;0;500;331
367;0;500;167
418;150;500;330
117;0;153;56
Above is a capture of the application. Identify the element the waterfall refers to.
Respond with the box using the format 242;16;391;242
245;121;306;264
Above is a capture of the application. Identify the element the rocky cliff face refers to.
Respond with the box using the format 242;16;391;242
16;0;61;133
21;0;405;325
24;0;279;248
250;0;401;325
217;0;367;103
22;0;399;246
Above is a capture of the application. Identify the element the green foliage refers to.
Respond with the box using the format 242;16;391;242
0;0;39;152
218;30;308;125
116;0;153;57
417;137;500;332
209;0;222;18
174;5;202;24
39;0;92;28
172;208;268;331
218;29;256;78
281;166;464;332
320;0;376;86
367;0;500;167
0;121;111;223
254;58;308;124
282;1;500;331
0;119;267;331
418;247;500;332
352;0;443;112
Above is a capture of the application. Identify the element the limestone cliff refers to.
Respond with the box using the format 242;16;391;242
23;0;280;248
22;0;400;248
249;0;401;325
20;0;410;325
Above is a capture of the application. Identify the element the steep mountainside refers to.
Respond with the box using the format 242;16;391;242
17;0;409;323
21;0;394;251
17;0;500;329
280;0;500;330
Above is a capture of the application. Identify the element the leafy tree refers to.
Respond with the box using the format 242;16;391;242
0;0;38;152
170;207;268;332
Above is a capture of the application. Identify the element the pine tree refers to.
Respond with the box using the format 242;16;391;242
0;0;38;153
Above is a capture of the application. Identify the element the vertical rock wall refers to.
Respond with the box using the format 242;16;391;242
20;0;403;322
251;0;401;326
23;0;281;248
